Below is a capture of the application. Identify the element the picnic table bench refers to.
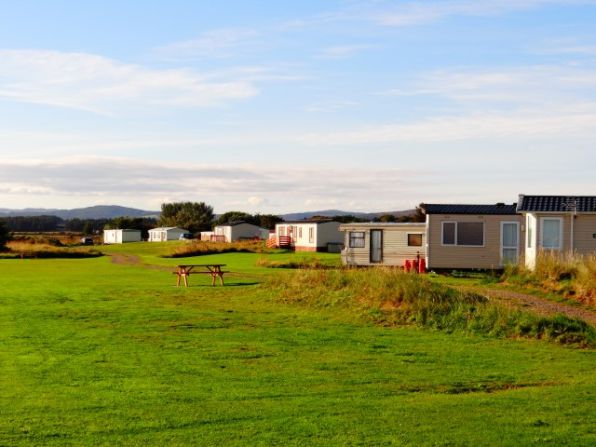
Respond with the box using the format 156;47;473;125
174;264;228;287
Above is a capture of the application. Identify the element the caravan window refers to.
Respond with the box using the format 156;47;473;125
349;232;365;248
541;218;562;249
407;234;423;247
442;222;484;246
442;222;456;245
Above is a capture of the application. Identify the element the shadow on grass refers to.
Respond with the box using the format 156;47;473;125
174;282;261;288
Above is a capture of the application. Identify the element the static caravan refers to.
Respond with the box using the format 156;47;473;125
517;195;596;269
275;220;343;252
103;229;142;244
213;222;269;243
148;227;188;242
423;203;523;270
340;222;426;266
199;231;214;241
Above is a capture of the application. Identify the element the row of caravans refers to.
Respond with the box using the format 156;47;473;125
340;195;596;270
102;194;596;271
104;222;270;244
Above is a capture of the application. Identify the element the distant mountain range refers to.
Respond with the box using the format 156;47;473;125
0;205;159;220
0;205;415;221
280;209;416;221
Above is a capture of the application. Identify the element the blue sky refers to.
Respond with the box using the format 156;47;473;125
0;0;595;213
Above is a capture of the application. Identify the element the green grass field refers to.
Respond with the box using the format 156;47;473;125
1;242;594;445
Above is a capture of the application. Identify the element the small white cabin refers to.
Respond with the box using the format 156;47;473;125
148;227;188;242
213;222;269;243
275;220;343;252
340;222;426;266
103;229;142;244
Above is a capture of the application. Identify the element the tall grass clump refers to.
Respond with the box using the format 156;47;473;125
2;241;103;258
267;268;594;346
502;252;596;305
256;256;340;269
166;239;271;258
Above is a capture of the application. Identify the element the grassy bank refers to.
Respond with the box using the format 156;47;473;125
267;268;595;346
502;252;596;306
165;240;272;258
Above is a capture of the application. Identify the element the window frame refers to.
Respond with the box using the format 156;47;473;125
441;221;485;247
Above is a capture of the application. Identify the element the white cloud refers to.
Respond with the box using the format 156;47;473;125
305;99;357;112
386;65;596;106
155;28;260;59
0;49;257;114
1;156;593;213
248;196;265;206
317;44;374;59
0;157;428;212
298;106;596;145
375;0;595;27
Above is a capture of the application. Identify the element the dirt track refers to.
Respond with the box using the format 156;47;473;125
458;285;596;326
109;253;171;272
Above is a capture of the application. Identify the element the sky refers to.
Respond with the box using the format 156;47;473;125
0;0;595;214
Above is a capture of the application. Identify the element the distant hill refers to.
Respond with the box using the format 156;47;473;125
0;205;416;221
281;209;416;221
0;205;159;220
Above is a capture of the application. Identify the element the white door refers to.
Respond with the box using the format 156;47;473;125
501;222;519;265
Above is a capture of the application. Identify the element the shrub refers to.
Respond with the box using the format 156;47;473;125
166;240;270;258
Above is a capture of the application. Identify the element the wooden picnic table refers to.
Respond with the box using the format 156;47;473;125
174;264;228;287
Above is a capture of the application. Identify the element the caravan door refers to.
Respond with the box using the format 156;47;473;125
370;230;383;263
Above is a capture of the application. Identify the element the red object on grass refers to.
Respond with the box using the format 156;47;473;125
418;258;426;274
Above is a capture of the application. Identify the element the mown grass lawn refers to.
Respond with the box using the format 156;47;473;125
0;243;594;445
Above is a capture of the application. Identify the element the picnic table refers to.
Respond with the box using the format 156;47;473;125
174;264;228;287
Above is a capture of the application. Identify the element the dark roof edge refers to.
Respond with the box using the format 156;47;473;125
421;203;517;215
279;220;340;224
